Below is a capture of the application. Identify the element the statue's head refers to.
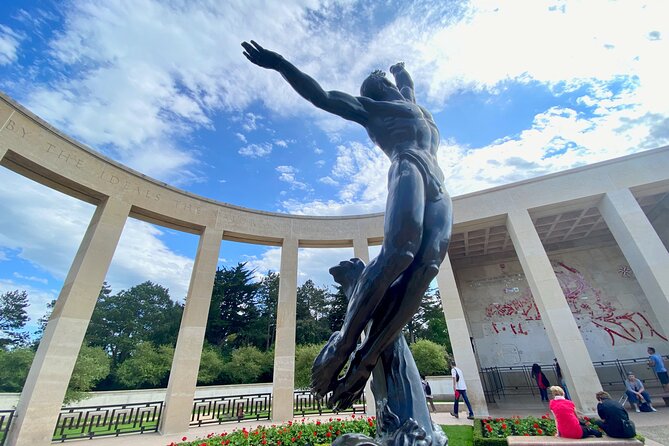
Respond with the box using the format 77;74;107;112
360;70;399;100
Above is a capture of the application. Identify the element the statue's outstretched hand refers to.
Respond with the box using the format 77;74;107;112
242;40;283;70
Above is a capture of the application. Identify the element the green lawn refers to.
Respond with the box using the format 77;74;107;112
442;425;474;446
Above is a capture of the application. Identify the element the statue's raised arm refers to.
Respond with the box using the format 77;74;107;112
241;40;368;125
389;62;415;103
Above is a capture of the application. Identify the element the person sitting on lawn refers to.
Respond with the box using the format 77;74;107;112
593;391;636;438
549;386;601;439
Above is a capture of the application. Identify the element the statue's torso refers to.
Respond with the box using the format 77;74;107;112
364;100;440;161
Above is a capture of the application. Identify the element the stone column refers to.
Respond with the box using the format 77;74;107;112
7;197;130;446
506;209;601;415
160;226;223;434
436;255;489;416
353;237;375;416
272;237;299;422
599;189;669;337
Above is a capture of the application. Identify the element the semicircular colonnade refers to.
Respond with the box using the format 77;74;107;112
3;91;669;445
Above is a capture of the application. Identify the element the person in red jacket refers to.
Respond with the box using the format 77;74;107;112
549;386;601;438
531;363;550;402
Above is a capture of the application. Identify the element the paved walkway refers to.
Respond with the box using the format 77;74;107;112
65;400;669;446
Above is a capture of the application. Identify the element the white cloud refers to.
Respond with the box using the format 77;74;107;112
0;170;194;303
319;176;338;186
274;139;289;148
239;142;273;158
13;272;48;285
0;25;22;65
235;133;247;143
108;219;194;301
276;165;310;191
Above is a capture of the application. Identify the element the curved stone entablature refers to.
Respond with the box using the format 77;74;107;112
3;91;669;247
0;92;385;246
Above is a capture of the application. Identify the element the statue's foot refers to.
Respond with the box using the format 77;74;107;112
329;258;365;300
311;331;348;397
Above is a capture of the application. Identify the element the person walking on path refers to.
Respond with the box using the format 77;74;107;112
450;362;474;420
549;386;602;438
421;374;437;413
554;358;571;400
624;372;656;412
531;363;551;402
647;346;669;392
593;391;636;438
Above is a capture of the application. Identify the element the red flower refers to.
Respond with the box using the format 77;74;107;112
502;423;507;429
537;429;544;435
336;430;341;435
541;415;548;419
533;423;539;428
514;420;520;424
326;432;332;438
182;437;187;442
352;414;356;418
524;433;530;436
262;440;267;445
314;432;318;437
200;443;207;446
291;437;296;442
316;421;321;425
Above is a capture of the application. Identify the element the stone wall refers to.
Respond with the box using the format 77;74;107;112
456;244;669;368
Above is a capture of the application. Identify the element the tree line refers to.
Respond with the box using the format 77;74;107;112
0;263;451;402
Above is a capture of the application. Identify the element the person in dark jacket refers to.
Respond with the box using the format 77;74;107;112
593;391;636;438
531;363;550;402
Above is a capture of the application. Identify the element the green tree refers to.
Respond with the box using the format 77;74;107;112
294;343;323;389
0;290;29;349
410;339;448;376
296;280;330;345
115;342;174;388
254;271;279;351
206;264;261;350
221;346;272;384
197;344;225;385
326;285;348;332
0;347;35;391
85;282;182;365
65;345;111;403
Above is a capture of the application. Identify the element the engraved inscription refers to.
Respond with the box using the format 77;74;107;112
46;143;85;169
173;198;201;215
98;169;160;201
4;119;27;138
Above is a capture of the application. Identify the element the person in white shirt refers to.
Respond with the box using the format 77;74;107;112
450;361;474;419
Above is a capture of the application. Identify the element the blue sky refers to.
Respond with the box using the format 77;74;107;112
0;0;668;334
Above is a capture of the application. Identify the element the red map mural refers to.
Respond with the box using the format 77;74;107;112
485;262;668;345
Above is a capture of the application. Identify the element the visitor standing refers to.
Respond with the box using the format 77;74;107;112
421;374;437;413
647;346;669;392
554;358;571;400
593;391;636;438
531;363;550;402
450;362;474;419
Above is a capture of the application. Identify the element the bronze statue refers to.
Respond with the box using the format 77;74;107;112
243;40;452;445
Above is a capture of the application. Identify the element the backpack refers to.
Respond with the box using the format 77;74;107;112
425;382;432;395
638;402;652;412
621;419;636;437
455;369;460;382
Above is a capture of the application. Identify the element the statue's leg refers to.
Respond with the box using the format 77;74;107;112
329;195;452;409
311;159;425;397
